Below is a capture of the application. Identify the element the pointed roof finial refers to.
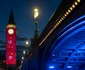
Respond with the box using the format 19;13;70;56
8;9;15;24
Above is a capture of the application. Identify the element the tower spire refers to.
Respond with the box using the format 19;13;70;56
8;9;15;24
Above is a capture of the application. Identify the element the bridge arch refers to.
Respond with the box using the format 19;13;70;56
41;15;85;70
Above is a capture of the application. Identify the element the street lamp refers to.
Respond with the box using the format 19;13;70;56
34;8;39;38
34;8;39;20
25;40;29;55
22;56;24;60
26;40;29;46
23;50;25;54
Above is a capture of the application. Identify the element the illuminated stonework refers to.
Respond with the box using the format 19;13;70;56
6;10;16;65
6;24;16;28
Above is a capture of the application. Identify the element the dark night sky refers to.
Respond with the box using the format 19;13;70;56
0;0;62;42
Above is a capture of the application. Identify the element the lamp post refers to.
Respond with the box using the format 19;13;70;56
23;50;25;55
26;40;29;47
34;8;39;38
25;40;29;57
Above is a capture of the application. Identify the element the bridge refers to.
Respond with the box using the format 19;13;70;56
37;0;85;70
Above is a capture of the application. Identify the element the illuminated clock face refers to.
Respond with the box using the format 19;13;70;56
8;29;14;34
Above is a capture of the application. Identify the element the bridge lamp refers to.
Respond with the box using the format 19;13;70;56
26;40;29;47
23;50;25;54
61;17;64;20
26;41;28;45
68;9;71;13
58;20;61;23
74;2;78;5
34;8;39;38
25;40;29;54
66;12;69;15
70;7;73;11
77;0;80;3
72;4;75;8
63;16;65;19
22;56;24;60
34;8;39;19
64;14;67;17
60;19;62;22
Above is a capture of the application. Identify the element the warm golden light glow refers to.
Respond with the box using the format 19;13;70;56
66;12;69;15
8;29;14;34
26;41;29;45
64;14;67;17
60;19;62;23
39;0;81;46
34;8;39;19
61;17;64;20
68;9;71;13
39;21;60;46
70;7;73;11
74;2;78;5
7;24;16;28
72;4;75;8
63;16;65;19
34;9;38;12
77;0;80;3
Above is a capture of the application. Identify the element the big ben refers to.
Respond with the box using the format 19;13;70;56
6;10;16;65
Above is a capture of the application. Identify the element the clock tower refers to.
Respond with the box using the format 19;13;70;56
6;10;16;65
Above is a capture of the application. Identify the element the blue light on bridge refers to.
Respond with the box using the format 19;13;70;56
67;66;72;68
46;15;85;70
52;54;55;56
49;66;54;69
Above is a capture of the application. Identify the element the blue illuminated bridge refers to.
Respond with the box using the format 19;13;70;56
37;0;85;70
